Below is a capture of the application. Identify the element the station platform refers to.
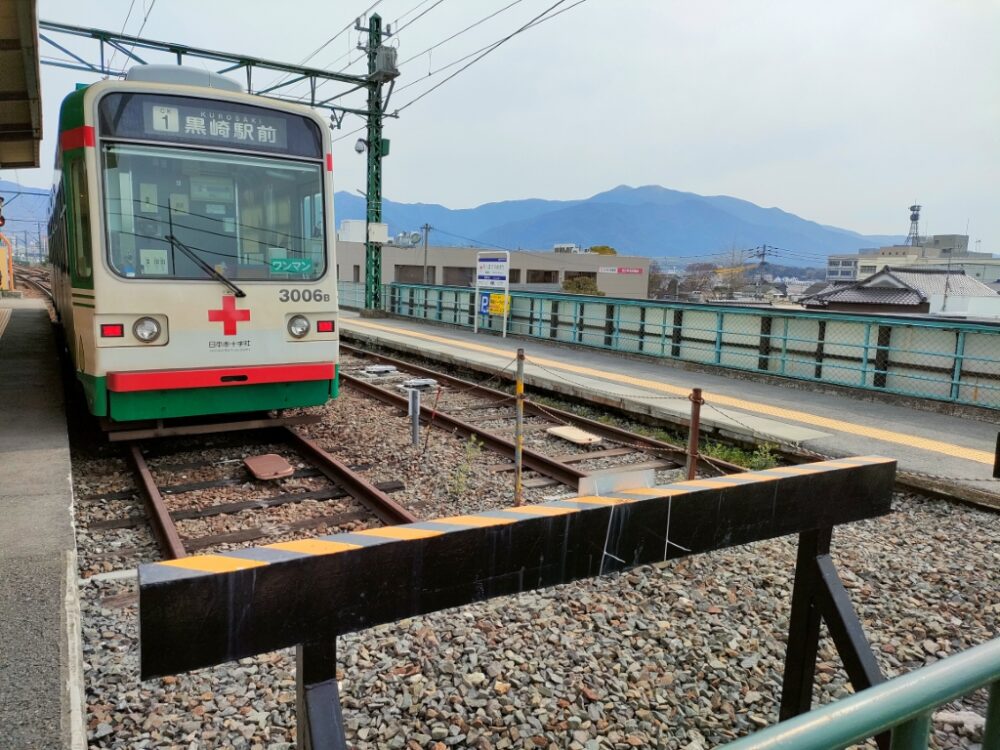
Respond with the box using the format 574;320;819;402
0;298;83;749
341;312;999;508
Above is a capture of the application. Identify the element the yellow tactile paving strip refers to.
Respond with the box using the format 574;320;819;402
145;456;896;581
0;308;11;339
347;319;994;466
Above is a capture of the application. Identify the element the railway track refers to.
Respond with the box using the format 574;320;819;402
339;343;745;496
13;264;52;298
88;417;416;562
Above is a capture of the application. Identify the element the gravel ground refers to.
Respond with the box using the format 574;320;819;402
73;386;999;749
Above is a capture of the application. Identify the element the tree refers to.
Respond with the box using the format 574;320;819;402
711;247;752;298
562;275;605;296
587;245;617;255
679;262;718;298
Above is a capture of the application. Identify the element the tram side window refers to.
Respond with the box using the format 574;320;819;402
48;185;68;272
69;160;92;278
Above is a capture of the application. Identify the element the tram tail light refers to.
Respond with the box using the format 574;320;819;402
317;320;335;333
100;323;125;338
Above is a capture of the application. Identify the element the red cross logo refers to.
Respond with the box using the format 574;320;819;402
208;295;251;336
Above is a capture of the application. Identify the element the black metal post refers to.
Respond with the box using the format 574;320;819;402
780;527;889;750
780;528;828;720
296;640;348;750
993;432;999;479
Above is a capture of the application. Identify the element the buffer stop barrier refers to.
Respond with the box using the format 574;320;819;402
139;456;919;749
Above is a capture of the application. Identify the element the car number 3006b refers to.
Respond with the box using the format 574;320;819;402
278;289;332;303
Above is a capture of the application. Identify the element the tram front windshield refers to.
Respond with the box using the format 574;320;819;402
102;144;326;281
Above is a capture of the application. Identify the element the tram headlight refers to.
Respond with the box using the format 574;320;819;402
288;315;310;339
132;316;161;342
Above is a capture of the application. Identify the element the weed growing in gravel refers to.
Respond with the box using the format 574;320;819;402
449;435;483;497
487;391;782;470
702;441;779;470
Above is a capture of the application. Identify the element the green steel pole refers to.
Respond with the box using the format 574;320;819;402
364;14;384;311
889;712;931;750
984;682;1000;749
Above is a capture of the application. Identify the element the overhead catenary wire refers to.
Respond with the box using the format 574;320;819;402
397;0;526;66
264;0;386;91
105;0;139;73
288;0;448;104
393;0;589;107
326;0;588;127
328;0;448;81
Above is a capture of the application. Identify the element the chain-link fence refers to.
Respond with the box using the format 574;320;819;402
338;281;1000;410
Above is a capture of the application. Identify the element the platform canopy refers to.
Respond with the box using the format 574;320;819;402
0;0;41;169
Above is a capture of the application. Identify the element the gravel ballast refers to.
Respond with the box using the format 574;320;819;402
72;388;999;749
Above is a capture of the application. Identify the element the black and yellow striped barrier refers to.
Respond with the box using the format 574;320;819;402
139;456;895;679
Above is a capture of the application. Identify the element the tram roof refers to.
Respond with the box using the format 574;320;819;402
0;0;42;169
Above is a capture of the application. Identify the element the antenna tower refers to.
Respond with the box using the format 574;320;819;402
906;204;921;246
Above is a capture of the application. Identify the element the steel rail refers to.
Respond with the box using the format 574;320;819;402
13;270;53;300
340;343;744;475
341;372;587;489
125;443;188;559
282;427;418;525
103;414;320;441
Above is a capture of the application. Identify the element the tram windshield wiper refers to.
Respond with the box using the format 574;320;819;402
164;234;246;298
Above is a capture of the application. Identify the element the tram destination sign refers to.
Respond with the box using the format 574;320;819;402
98;93;322;158
144;101;288;148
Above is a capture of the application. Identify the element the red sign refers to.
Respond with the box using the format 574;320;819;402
208;295;251;336
599;266;645;275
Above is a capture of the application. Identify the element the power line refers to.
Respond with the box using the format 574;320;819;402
265;0;385;91
110;0;159;75
393;0;589;108
397;0;527;67
392;0;437;28
329;0;448;79
106;0;138;72
290;0;448;104
394;0;449;35
430;226;515;252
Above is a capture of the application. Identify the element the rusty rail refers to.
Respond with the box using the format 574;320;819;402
342;372;588;489
340;343;744;475
282;427;418;525
126;443;188;559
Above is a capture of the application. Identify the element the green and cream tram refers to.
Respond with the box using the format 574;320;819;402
49;65;339;421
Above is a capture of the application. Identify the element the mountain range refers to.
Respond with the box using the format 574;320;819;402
333;185;902;265
1;179;902;266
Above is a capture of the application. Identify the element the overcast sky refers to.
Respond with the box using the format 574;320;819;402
12;0;1000;251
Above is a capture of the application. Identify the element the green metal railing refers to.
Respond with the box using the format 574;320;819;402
724;637;1000;750
337;281;1000;410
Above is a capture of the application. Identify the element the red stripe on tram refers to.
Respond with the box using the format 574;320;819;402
60;126;95;152
108;363;336;392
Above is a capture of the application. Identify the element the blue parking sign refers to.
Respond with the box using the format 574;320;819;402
480;292;491;314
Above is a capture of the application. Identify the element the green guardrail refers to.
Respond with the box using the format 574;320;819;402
336;281;1000;410
724;637;1000;750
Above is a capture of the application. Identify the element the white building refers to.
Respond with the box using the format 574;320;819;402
827;235;998;284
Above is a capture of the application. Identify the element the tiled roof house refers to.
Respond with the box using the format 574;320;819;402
801;267;998;314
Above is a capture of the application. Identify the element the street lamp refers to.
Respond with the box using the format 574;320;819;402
354;138;367;154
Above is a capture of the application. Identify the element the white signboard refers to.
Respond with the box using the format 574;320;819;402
474;251;510;337
476;254;510;289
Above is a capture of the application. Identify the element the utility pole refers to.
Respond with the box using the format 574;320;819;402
421;223;431;284
749;244;774;296
358;13;398;311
